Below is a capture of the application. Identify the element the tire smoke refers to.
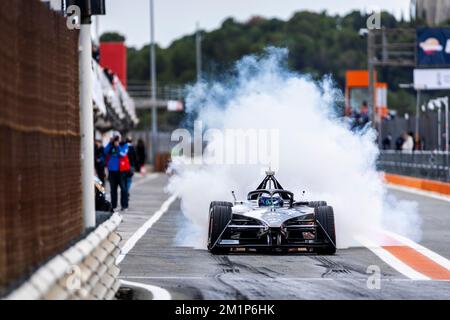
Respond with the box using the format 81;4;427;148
167;48;421;249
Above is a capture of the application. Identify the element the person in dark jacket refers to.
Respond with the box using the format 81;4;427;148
104;135;129;211
382;134;392;150
136;138;146;173
125;137;137;191
395;135;404;151
94;139;105;183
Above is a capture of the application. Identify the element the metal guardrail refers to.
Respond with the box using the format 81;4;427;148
127;82;185;101
377;151;450;183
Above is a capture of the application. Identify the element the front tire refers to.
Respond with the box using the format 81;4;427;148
315;206;336;255
208;205;232;254
308;201;327;208
209;201;233;210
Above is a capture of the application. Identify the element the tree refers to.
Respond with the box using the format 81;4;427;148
100;32;126;42
122;10;416;115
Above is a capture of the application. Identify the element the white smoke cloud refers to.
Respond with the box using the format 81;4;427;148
167;48;421;249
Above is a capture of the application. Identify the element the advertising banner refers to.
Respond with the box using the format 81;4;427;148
414;68;450;90
417;28;450;66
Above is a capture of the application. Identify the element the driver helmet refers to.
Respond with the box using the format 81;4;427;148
258;194;284;207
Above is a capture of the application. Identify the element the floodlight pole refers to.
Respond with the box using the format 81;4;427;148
79;8;95;228
429;97;449;152
415;90;421;148
367;29;379;147
150;0;158;166
196;22;202;82
438;105;442;151
95;16;100;44
445;98;449;178
444;97;449;153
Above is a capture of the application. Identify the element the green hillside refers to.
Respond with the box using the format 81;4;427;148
113;10;416;116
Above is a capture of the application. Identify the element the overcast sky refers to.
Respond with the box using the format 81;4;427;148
95;0;411;48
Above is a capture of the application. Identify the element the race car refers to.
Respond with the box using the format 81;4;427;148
207;171;336;255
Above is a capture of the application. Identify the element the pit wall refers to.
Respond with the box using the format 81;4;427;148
6;213;122;300
0;0;82;293
383;173;450;196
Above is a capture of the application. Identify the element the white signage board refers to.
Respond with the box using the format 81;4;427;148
167;100;184;112
414;68;450;90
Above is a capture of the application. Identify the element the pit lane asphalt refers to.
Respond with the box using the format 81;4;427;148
117;174;450;299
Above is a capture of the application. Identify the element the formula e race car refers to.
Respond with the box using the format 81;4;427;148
207;171;336;255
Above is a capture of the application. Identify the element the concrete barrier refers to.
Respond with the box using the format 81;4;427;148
6;213;123;300
383;173;450;196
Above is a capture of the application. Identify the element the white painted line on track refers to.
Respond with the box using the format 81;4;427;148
120;279;172;300
383;230;450;271
117;194;178;264
386;184;450;203
116;175;175;300
355;235;430;280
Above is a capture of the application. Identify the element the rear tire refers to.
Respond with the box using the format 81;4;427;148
208;205;232;254
315;206;336;255
308;201;327;208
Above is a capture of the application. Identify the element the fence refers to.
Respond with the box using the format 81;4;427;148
127;81;185;101
381;110;450;151
0;0;82;295
6;213;122;300
377;150;450;183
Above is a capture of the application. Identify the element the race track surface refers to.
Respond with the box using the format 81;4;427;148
117;175;450;299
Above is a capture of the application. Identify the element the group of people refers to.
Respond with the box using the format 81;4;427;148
382;131;418;152
95;136;147;211
350;101;370;130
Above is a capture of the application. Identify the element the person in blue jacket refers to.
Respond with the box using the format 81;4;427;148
104;135;129;211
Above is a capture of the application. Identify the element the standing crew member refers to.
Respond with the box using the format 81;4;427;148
125;137;137;195
94;139;105;183
401;131;414;153
105;135;129;211
136;138;147;173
